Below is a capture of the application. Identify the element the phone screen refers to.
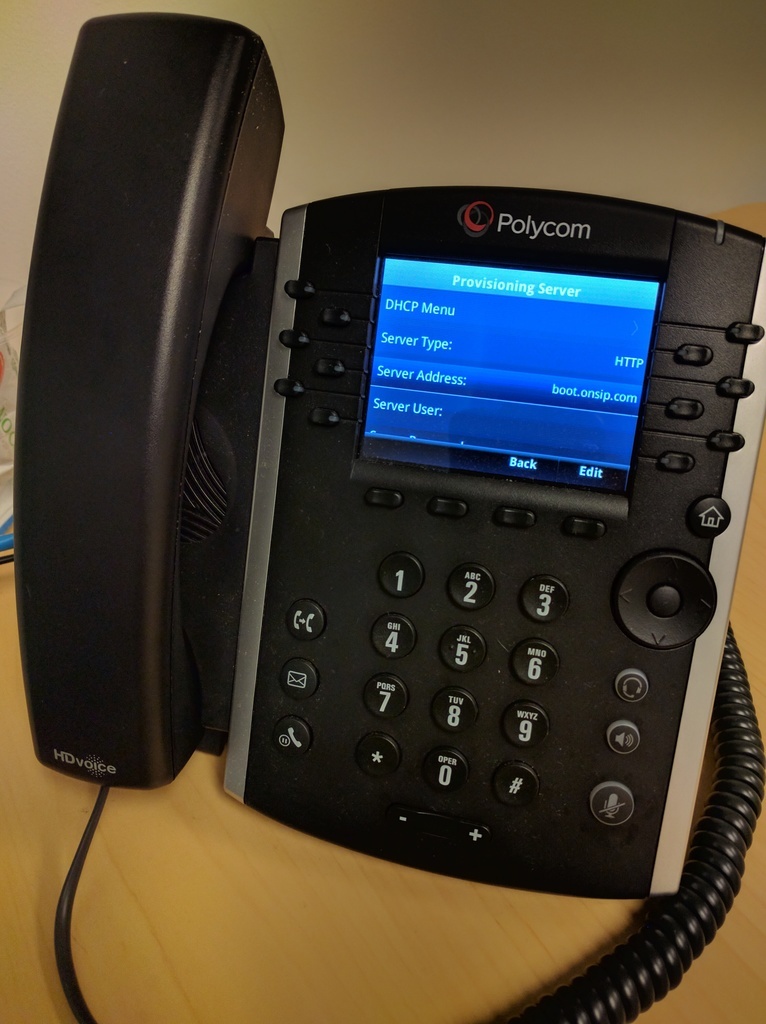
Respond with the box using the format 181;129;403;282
361;256;660;493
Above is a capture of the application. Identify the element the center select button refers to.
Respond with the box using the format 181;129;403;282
646;584;683;618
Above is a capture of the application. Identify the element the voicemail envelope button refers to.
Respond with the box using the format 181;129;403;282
279;658;319;699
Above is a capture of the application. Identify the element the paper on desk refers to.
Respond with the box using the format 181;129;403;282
0;284;24;530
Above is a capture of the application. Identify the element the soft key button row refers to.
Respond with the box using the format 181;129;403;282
366;492;608;539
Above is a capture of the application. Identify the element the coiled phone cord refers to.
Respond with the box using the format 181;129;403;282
510;626;764;1024
55;629;762;1024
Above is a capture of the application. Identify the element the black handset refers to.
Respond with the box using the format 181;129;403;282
15;14;283;786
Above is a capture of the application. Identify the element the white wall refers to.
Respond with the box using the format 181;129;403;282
1;0;765;295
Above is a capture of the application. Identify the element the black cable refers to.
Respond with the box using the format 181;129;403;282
54;785;109;1024
0;553;13;565
508;627;764;1024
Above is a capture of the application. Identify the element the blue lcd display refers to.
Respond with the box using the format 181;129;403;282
360;257;660;492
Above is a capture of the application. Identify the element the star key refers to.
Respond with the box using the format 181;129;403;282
355;733;401;775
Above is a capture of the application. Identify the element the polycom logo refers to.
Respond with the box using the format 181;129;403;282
457;200;495;237
54;749;117;778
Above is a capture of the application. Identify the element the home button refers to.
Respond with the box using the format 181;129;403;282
687;496;731;538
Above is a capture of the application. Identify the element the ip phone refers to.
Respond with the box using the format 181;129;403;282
15;13;766;905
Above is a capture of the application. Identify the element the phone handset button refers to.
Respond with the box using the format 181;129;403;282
287;599;326;640
273;717;312;756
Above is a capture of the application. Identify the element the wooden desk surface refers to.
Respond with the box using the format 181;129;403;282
2;206;766;1024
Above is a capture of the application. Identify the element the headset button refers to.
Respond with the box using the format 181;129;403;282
614;668;649;703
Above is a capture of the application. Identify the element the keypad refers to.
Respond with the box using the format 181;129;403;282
284;550;581;823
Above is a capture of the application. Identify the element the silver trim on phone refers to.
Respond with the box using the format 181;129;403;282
224;204;307;800
650;252;766;894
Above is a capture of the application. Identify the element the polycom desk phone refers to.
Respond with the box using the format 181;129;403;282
15;14;766;904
